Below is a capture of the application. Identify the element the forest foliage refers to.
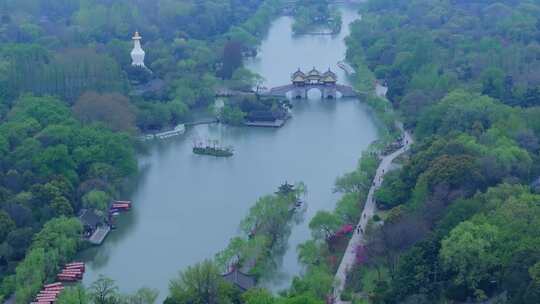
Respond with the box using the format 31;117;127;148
0;0;282;130
0;0;283;302
341;0;540;303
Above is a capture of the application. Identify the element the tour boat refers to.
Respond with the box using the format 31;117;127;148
192;139;234;157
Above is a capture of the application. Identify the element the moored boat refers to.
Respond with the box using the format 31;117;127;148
192;139;234;157
193;146;234;157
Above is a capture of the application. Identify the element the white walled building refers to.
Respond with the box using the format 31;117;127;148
131;31;146;67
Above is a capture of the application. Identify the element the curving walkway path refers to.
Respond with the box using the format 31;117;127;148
333;124;413;303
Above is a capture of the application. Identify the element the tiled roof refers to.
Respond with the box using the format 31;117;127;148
222;269;256;291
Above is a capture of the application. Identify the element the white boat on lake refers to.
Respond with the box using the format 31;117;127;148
156;124;186;139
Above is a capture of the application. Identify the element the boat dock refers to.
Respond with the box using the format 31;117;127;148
88;225;111;245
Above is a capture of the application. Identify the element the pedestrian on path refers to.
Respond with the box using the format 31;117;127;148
333;129;412;300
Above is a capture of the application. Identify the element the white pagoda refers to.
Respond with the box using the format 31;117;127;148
131;31;146;67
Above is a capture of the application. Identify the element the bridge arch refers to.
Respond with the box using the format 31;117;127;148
290;85;338;99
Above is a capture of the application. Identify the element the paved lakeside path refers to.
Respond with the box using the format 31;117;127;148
333;124;413;303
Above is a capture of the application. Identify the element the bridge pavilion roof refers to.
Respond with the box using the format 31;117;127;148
307;67;321;77
292;69;306;82
322;68;337;83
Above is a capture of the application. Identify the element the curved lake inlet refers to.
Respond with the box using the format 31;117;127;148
80;4;378;300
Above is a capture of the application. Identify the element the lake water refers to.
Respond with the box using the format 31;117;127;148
80;4;377;300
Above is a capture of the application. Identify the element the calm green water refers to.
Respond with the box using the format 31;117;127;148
80;5;377;300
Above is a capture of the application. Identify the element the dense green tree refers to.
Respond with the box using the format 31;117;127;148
334;151;378;194
374;170;408;210
89;275;119;304
242;288;275;304
57;279;159;304
334;192;361;224
14;248;47;304
297;240;322;267
13;217;82;304
0;212;15;243
342;1;540;302
333;170;370;194
56;284;89;304
440;222;500;300
219;105;246;125
502;250;540;304
308;211;341;240
73;92;136;133
221;40;243;79
82;190;110;213
525;262;540;303
0;96;139;281
167;260;235;304
123;287;160;304
50;196;74;217
288;267;332;300
388;238;442;303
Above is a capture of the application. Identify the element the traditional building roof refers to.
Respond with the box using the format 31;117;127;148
307;67;321;77
292;75;305;83
79;209;102;228
323;68;337;78
132;31;142;40
291;69;306;83
291;69;306;82
322;68;337;83
292;68;306;78
222;269;256;292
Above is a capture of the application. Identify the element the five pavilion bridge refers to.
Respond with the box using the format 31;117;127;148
263;68;357;99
